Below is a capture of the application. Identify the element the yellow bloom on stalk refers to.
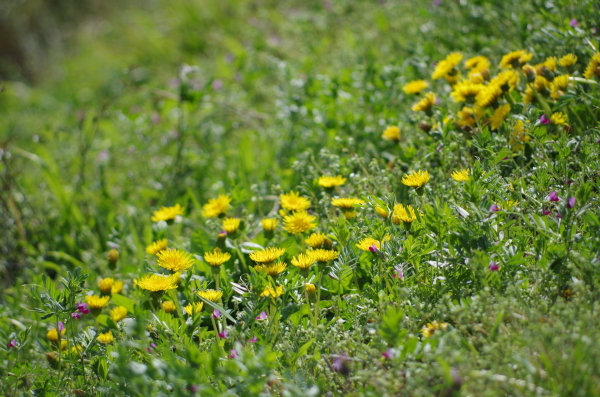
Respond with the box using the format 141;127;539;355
318;175;346;188
356;236;390;251
203;248;231;267
551;75;570;99
411;92;436;112
157;248;195;272
559;54;577;68
551;112;568;125
450;81;485;103
280;191;311;211
523;86;535;104
283;211;317;234
47;328;65;342
260;285;284;298
111;280;124;294
291;253;316;270
202;195;231;218
584;53;600;79
310;249;339;263
261;262;287;276
475;83;503;108
451;169;470;182
222;218;241;234
465;55;491;73
490;103;511;130
456;107;478;128
533;75;551;92
97;331;114;344
135;273;179;292
151;204;184;222
509;120;530;151
401;170;431;189
331;198;365;209
110;306;128;322
162;301;176;313
304;283;316;294
249;247;286;263
432;52;463;80
402;80;429;94
85;295;110;309
261;218;278;231
392;204;417;224
98;278;114;294
499;50;532;69
381;126;401;141
491;70;520;92
197;289;223;302
499;200;519;210
146;239;168;255
305;233;329;249
420;321;449;337
375;206;389;218
184;302;204;316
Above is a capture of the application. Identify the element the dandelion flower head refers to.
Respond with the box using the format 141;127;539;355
558;54;577;68
318;175;347;188
420;321;449;337
381;126;401;141
260;285;284;298
309;249;339;263
197;289;223;302
402;80;428;94
356;236;390;251
280;191;311;211
135;273;179;292
98;331;114;344
184;302;204;316
111;280;124;295
98;278;114;294
305;233;329;249
203;248;231;267
261;218;278;231
331;198;365;209
411;93;436;112
451;169;470;182
490;103;511;130
146;239;168;255
401;170;431;189
151;204;184;222
202;195;231;218
249;247;286;263
162;301;176;313
392;204;417;224
85;295;110;309
110;306;128;322
291;253;316;270
157;248;195;272
222;218;241;234
283;211;317;234
432;52;463;80
499;50;532;69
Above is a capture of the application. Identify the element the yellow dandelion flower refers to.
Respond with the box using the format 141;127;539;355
522;64;536;82
85;295;110;309
392;204;417;224
475;83;503;108
305;233;328;249
551;112;568;125
184;302;204;316
291;253;316;270
197;289;223;302
432;52;463;80
146;239;168;255
203;248;231;267
451;169;470;182
97;331;114;344
356;236;390;251
260;285;284;298
420;321;449;337
98;278;114;295
411;92;436;112
490;103;511;130
318;175;346;188
134;273;179;292
310;249;339;263
107;249;119;262
559;53;577;68
261;218;278;231
280;191;311;211
111;280;124;295
331;198;365;209
47;328;65;342
401;170;431;189
491;70;520;92
304;283;316;294
551;74;570;99
110;306;128;322
509;120;530;151
465;55;491;72
402;80;429;94
381;126;401;141
157;248;195;272
375;206;389;218
202;195;231;218
456;107;479;128
162;301;176;313
151;204;184;222
222;218;241;234
523;86;535;104
584;53;600;79
262;262;287;276
283;211;317;234
450;81;485;103
249;247;286;263
533;75;551;92
499;200;519;210
499;50;532;69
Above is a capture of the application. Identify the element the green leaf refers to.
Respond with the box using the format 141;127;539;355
293;338;315;362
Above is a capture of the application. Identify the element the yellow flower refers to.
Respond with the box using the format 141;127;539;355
523;86;535;104
559;54;577;68
456;107;479;128
146;239;168;255
202;195;231;218
411;92;436;112
184;302;204;315
197;289;223;302
498;200;519;210
533;75;551;92
162;301;176;313
318;175;346;188
111;280;124;295
331;198;365;209
304;283;316;294
97;331;114;344
47;328;65;342
110;306;128;322
551;74;570;99
584;53;600;79
157;248;195;272
491;70;520;92
451;169;470;182
261;262;287;276
499;50;532;69
509;120;530;151
450;81;485;102
432;52;463;80
392;204;417;224
375;206;389;218
261;218;278;231
291;253;316;270
356;236;390;251
249;247;286;263
98;278;114;294
489;103;511;130
465;55;490;72
85;295;110;309
203;248;231;267
310;249;339;263
551;112;568;126
134;273;179;292
305;233;330;249
280;191;311;211
402;80;428;94
381;126;401;141
420;321;449;337
475;83;503;108
151;204;184;222
401;170;431;189
260;285;284;298
283;211;317;234
222;218;241;234
107;249;119;262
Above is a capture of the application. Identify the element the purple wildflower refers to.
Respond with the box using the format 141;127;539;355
71;312;81;319
543;209;551;216
249;335;258;343
212;310;221;319
569;19;578;27
7;339;18;348
567;197;576;208
489;262;499;271
392;267;404;279
489;204;500;212
332;353;351;377
382;348;396;359
218;330;228;339
57;322;65;332
549;191;560;202
540;114;550;124
256;311;268;321
76;302;89;315
228;349;239;359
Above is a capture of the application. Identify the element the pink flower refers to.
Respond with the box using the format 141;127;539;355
7;339;18;348
249;336;258;343
71;312;81;319
218;330;228;339
76;302;89;315
549;191;560;202
228;349;239;359
392;267;404;279
489;262;499;271
57;322;65;332
256;311;268;321
489;204;500;212
569;19;578;27
567;197;576;208
212;310;221;319
540;114;550;124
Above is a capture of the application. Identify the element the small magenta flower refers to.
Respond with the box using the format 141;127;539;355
256;311;268;321
57;322;65;332
549;191;560;202
332;353;351;377
569;19;578;27
76;302;89;315
382;348;396;359
489;262;499;271
556;212;562;219
228;349;239;359
392;267;404;279
542;209;551;216
212;309;221;319
249;335;258;343
7;339;18;348
489;204;500;212
567;197;576;208
147;343;157;352
218;330;228;339
71;312;81;319
540;114;550;124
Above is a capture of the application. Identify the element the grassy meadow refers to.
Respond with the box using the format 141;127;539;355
1;0;600;395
